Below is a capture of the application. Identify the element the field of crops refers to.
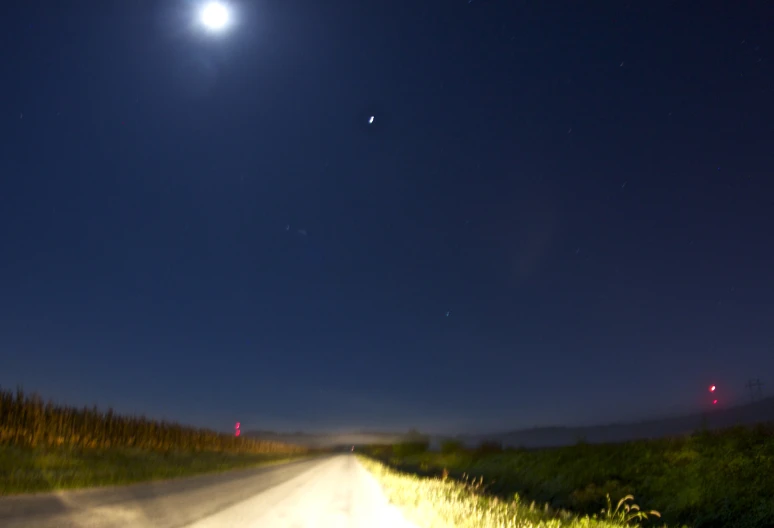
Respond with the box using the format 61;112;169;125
0;388;308;494
370;424;774;528
0;388;304;454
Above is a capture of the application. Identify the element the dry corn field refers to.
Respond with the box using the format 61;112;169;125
0;388;304;455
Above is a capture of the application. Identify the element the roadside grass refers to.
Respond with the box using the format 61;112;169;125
0;387;312;495
369;424;774;528
359;456;663;528
0;445;308;495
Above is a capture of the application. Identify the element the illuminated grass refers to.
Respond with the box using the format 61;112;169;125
359;456;660;528
375;425;774;528
0;445;309;495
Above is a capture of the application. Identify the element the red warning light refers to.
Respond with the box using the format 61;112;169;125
713;399;718;405
709;385;716;392
235;422;241;437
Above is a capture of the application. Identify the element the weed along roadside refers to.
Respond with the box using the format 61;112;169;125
358;456;662;528
362;425;774;528
0;388;310;494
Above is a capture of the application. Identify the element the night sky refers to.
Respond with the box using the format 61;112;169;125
2;1;773;435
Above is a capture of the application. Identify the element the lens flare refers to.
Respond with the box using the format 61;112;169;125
200;2;230;31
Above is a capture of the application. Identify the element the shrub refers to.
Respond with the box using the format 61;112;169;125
475;440;504;455
393;441;429;457
441;439;465;454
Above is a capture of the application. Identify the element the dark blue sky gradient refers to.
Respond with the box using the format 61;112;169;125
1;0;773;434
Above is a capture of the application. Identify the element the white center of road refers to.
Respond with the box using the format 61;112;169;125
185;456;417;528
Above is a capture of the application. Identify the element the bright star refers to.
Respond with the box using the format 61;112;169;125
200;2;230;32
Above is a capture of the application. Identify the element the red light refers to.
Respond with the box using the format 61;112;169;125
713;399;718;405
709;385;716;392
235;430;240;436
235;422;241;428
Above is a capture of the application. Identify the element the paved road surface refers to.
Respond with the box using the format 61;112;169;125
0;455;418;528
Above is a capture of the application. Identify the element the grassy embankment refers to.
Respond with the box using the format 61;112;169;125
359;455;662;528
365;424;774;528
0;388;309;495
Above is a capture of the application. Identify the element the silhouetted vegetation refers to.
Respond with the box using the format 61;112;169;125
474;440;504;455
392;440;430;457
441;439;464;454
370;424;774;528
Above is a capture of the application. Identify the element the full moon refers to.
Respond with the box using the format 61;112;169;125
200;2;230;31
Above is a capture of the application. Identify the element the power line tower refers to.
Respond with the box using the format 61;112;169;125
745;379;764;403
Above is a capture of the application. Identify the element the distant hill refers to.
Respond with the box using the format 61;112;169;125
242;430;420;448
449;396;774;449
244;397;774;450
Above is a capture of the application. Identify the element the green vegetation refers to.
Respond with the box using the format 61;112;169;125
0;388;308;494
369;425;774;528
359;456;660;528
0;445;303;494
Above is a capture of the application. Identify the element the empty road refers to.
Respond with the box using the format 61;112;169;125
0;455;418;528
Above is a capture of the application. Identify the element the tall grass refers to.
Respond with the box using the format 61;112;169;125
0;388;304;455
359;456;660;528
374;424;774;528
